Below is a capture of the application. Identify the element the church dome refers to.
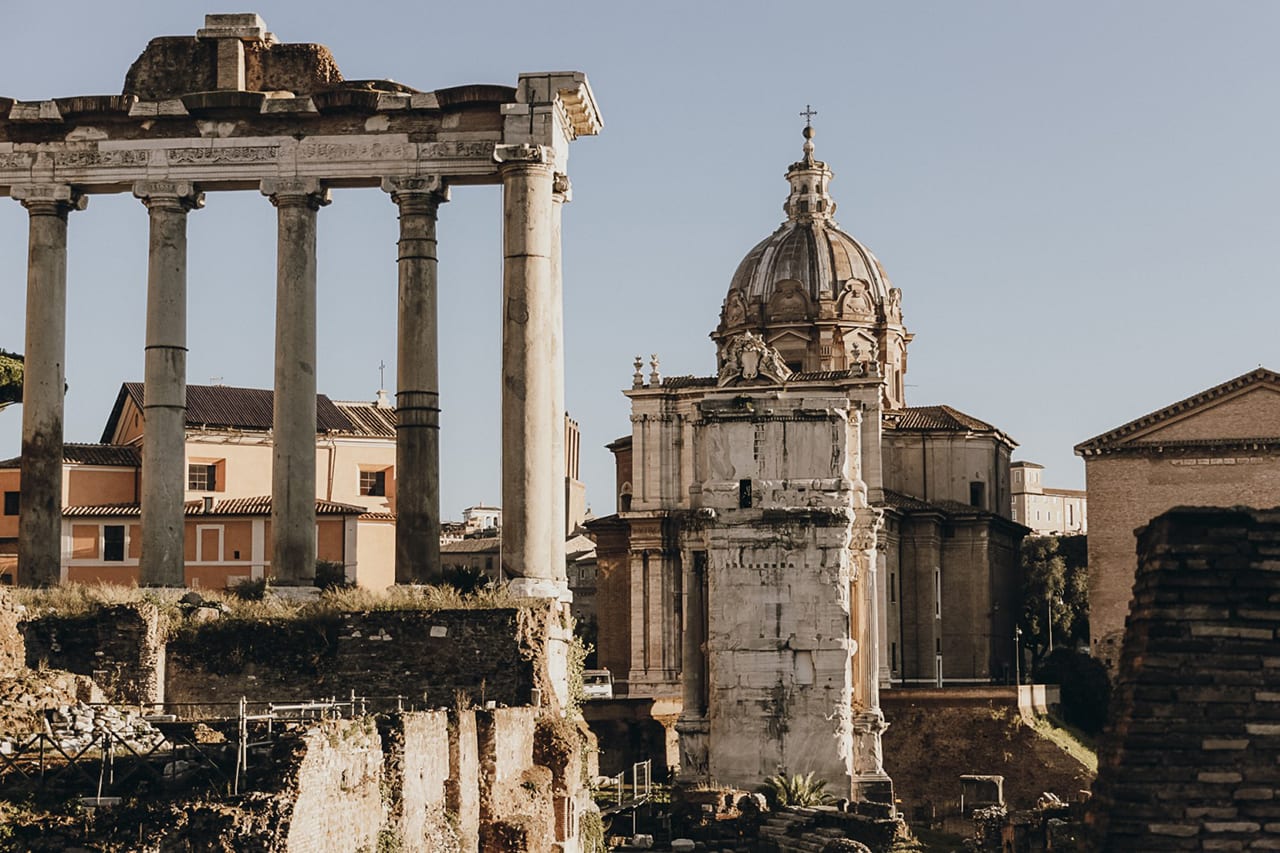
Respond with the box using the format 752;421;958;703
714;123;911;407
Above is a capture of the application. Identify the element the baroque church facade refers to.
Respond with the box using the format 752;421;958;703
591;126;1027;797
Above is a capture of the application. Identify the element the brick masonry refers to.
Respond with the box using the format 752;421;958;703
20;603;163;704
161;606;554;715
1087;506;1280;849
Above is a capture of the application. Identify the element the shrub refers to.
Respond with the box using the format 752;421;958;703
759;771;834;808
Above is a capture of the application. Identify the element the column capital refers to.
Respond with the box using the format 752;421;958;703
552;173;572;203
381;176;449;213
494;143;553;169
11;184;87;216
260;178;331;210
133;181;205;212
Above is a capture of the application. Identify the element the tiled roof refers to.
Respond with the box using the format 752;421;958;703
0;444;139;469
333;401;397;438
63;497;365;518
880;489;985;515
884;405;998;433
1075;367;1280;454
101;383;368;442
658;375;717;390
63;443;140;467
441;536;501;554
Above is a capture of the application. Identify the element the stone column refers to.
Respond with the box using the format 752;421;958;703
261;178;330;584
12;185;85;587
382;176;449;585
851;512;893;805
548;173;569;571
495;145;564;598
134;181;203;588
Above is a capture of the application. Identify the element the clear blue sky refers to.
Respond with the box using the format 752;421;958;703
1;2;1277;518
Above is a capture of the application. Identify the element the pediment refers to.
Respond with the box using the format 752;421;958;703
1132;385;1280;443
1077;369;1280;453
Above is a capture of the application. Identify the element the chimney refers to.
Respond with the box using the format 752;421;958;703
203;496;214;513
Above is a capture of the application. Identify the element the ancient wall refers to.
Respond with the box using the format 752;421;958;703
380;711;454;853
0;589;24;675
20;603;163;704
283;718;385;853
1084;450;1280;669
449;709;481;852
163;606;552;715
1087;506;1280;849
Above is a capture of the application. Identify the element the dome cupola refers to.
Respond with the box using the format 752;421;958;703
714;121;911;408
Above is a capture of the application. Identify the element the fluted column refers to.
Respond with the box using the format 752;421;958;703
382;176;449;585
134;181;203;587
549;173;570;567
12;185;85;587
496;144;563;597
261;178;330;584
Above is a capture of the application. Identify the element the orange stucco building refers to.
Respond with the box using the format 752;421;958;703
0;383;398;588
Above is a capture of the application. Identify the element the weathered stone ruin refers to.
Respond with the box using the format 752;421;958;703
1087;506;1280;849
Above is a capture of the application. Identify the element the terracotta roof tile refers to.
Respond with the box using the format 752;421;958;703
102;383;359;441
63;497;364;518
885;405;998;433
332;401;397;438
0;444;139;469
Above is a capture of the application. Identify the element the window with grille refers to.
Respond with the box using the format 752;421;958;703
188;463;217;491
2;491;17;516
360;469;387;497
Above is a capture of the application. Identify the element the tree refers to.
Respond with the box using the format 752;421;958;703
1017;534;1088;674
0;350;21;410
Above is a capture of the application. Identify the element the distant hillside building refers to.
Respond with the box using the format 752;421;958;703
1075;367;1280;669
1010;461;1087;536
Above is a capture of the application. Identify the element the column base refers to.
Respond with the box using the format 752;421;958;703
855;775;895;807
506;577;572;602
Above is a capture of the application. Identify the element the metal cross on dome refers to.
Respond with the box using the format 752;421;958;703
800;104;818;128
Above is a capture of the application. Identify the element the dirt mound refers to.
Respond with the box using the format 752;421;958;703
882;700;1093;815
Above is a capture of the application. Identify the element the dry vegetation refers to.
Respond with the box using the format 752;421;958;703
11;582;528;640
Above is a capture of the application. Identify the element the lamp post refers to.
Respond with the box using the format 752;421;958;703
1014;625;1022;685
1046;593;1054;655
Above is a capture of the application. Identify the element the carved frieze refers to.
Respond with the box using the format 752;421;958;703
52;149;150;168
167;145;281;165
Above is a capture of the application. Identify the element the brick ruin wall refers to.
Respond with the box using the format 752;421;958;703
20;603;163;704
15;604;559;714
1087;506;1280;849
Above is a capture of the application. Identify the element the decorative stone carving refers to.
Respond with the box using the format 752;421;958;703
717;331;792;386
838;278;875;320
722;290;747;327
493;143;550;166
767;279;809;322
852;709;889;777
886;287;903;324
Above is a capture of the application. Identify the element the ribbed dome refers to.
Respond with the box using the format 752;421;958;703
713;125;911;408
727;218;892;307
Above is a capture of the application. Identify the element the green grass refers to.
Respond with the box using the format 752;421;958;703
1031;716;1098;774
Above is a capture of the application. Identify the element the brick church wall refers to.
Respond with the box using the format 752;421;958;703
1087;506;1280;848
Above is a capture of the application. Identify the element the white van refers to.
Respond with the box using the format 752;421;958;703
582;669;613;700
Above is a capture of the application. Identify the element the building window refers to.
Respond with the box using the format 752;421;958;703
969;481;985;509
738;479;752;509
360;469;387;497
188;463;217;491
103;525;125;562
889;572;896;604
934;568;942;619
2;491;17;516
